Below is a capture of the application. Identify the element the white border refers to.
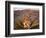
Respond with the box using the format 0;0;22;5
10;4;43;34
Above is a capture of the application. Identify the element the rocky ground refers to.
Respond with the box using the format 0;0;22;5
14;9;39;30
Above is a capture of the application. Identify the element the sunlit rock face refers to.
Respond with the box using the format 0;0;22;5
22;15;31;29
14;9;39;29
